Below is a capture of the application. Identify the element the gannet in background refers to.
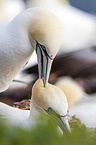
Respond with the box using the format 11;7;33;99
0;7;63;92
26;0;96;53
0;79;70;132
55;77;84;107
55;77;96;128
0;0;25;20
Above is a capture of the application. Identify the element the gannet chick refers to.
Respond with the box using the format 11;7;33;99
55;77;84;107
0;79;70;132
30;79;70;132
0;7;63;92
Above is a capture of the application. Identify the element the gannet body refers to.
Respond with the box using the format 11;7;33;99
26;0;96;53
0;7;63;92
0;79;70;132
0;102;30;123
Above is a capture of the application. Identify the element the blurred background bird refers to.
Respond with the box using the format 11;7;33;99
0;0;25;20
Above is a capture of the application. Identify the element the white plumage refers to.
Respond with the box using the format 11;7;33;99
0;102;30;124
26;0;96;53
0;79;70;131
0;0;25;20
0;7;63;92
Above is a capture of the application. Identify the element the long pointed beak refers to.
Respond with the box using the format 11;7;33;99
59;116;71;133
36;41;53;87
45;107;71;133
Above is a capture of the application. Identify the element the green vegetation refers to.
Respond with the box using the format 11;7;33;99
0;114;96;145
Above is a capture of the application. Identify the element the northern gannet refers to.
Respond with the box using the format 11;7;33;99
19;0;96;83
26;0;96;53
55;77;84;107
0;7;63;92
0;79;70;132
11;0;96;87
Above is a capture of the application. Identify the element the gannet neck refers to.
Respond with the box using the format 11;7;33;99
31;79;68;116
0;20;33;92
29;101;40;125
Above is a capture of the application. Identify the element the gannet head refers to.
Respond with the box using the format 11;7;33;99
13;8;63;87
28;8;63;86
31;79;70;132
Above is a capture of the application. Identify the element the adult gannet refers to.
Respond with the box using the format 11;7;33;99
0;7;63;92
11;0;96;87
0;79;70;132
26;0;96;53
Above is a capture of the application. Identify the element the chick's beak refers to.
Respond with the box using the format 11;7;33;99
59;116;71;133
45;107;71;133
36;41;53;87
